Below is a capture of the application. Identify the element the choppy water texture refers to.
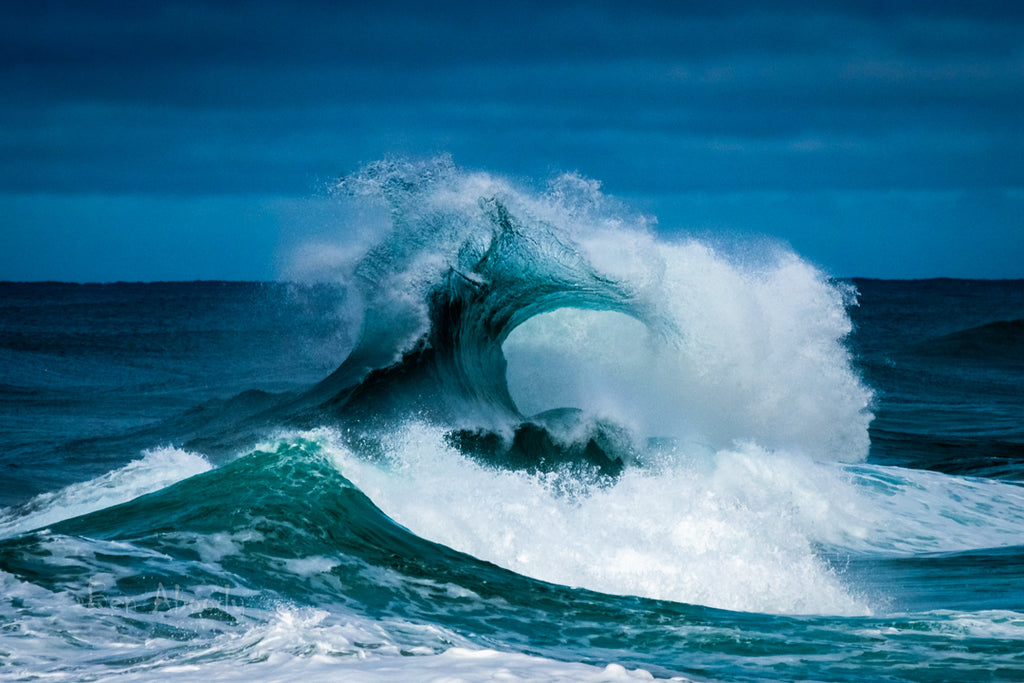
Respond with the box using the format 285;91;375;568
2;158;1024;681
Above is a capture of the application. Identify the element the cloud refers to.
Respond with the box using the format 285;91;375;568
1;1;1022;278
4;2;1021;95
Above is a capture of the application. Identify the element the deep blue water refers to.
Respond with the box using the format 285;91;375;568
1;162;1023;681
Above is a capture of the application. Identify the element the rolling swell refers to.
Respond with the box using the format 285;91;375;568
0;436;845;678
0;437;754;678
912;318;1024;364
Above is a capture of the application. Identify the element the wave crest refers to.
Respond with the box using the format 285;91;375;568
289;157;872;463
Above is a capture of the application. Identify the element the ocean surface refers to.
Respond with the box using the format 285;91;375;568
2;160;1024;681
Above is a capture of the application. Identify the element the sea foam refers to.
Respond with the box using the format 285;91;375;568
319;426;873;617
0;447;211;539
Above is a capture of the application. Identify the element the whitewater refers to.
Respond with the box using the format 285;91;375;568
2;157;1023;681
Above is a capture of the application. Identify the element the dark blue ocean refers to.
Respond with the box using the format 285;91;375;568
2;161;1023;681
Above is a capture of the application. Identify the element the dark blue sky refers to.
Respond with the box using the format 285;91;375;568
2;0;1022;280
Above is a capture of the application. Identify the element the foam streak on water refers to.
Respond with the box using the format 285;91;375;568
0;447;211;539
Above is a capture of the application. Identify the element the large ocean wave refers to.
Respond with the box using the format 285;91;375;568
286;156;873;465
3;158;1024;681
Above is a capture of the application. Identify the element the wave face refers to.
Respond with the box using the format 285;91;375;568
293;156;873;465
